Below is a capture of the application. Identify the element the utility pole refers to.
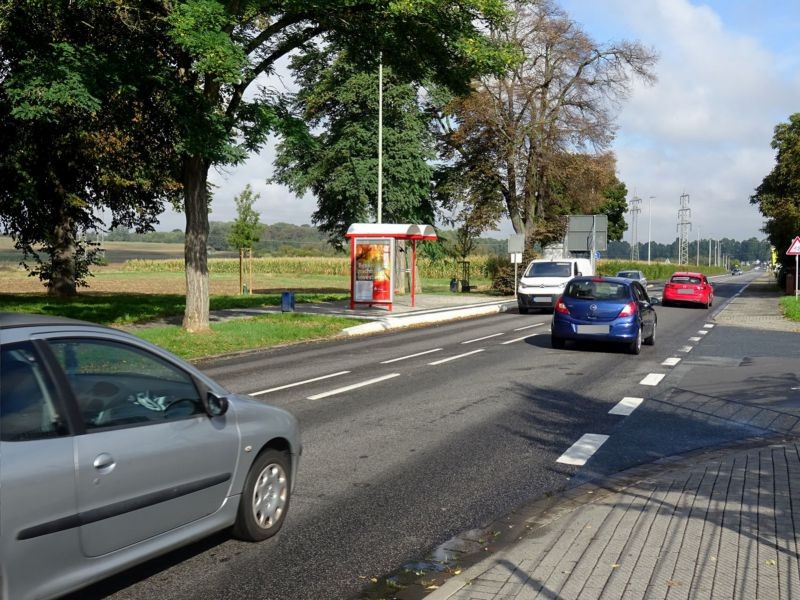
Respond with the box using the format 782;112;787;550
377;52;383;224
629;196;642;260
708;236;711;266
677;193;691;265
648;196;655;264
696;226;700;266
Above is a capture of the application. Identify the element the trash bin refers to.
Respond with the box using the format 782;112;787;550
281;291;295;312
450;278;458;293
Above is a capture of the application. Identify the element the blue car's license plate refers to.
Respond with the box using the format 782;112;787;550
576;324;610;334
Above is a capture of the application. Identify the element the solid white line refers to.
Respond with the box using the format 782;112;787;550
251;371;351;396
501;334;542;345
513;323;546;332
640;373;665;386
381;348;443;364
697;330;708;335
307;373;400;400
662;357;681;367
462;333;504;344
428;349;485;365
609;397;643;416
679;345;693;353
704;324;715;328
557;433;610;466
689;336;702;342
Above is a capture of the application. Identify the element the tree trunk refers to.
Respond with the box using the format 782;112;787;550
183;156;211;332
47;212;77;298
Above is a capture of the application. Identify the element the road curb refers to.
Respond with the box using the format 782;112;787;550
341;301;516;336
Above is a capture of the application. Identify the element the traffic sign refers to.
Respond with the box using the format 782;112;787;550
787;236;800;255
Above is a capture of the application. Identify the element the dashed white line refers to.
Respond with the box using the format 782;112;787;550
697;330;708;335
251;371;351;396
557;434;610;466
513;323;546;332
704;324;715;329
307;373;400;400
462;333;504;344
689;336;702;342
662;357;682;367
609;397;643;416
501;334;543;345
381;348;442;364
679;345;693;353
428;349;485;365
640;373;666;386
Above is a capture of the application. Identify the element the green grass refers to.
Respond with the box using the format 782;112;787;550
597;260;728;280
780;296;800;321
0;292;348;325
133;313;364;360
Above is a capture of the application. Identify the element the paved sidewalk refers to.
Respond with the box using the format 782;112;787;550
426;273;800;600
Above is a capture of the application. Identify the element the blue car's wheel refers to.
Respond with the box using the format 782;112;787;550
627;326;642;355
644;321;656;346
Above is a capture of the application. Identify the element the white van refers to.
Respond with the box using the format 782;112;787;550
517;258;593;313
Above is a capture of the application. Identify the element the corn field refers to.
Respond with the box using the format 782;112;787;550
121;256;497;279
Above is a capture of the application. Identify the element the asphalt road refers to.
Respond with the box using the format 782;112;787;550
72;271;771;600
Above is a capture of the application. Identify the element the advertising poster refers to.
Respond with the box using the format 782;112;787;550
354;238;393;302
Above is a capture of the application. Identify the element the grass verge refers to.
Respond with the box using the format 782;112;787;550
0;292;349;325
132;313;364;360
780;295;800;321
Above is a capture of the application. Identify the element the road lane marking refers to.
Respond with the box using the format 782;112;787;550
513;323;546;332
704;324;714;328
640;373;665;386
609;397;643;416
462;333;504;344
557;434;610;466
662;357;681;367
428;349;485;365
501;334;542;345
679;345;693;353
697;330;708;335
689;336;702;342
381;348;443;364
307;373;400;400
252;371;351;396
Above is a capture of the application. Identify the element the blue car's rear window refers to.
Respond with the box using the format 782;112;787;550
565;280;629;300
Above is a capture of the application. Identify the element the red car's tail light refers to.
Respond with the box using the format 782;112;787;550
618;301;637;317
555;297;570;314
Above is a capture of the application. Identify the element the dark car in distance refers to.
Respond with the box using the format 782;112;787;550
550;277;658;355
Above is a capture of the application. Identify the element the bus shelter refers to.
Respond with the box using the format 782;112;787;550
345;223;437;311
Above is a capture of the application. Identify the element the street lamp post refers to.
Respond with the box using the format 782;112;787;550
648;196;654;264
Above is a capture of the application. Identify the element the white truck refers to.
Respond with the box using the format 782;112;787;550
517;258;593;313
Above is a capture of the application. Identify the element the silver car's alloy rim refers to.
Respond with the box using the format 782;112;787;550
252;463;287;529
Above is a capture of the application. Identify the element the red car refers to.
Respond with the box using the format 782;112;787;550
662;271;714;308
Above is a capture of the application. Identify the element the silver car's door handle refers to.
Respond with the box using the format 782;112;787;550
93;453;116;473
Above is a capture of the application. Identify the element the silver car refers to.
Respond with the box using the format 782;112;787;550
0;314;301;600
615;269;648;288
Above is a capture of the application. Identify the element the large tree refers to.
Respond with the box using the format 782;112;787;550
273;45;437;247
431;0;656;245
751;113;800;270
0;1;181;296
160;0;511;331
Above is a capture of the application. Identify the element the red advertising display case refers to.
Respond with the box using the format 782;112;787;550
345;224;437;311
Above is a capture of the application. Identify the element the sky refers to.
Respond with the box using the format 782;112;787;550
154;0;800;245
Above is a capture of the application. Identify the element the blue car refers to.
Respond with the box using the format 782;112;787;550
551;277;658;354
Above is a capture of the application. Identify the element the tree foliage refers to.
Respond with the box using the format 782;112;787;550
431;0;656;247
273;45;437;248
227;185;262;249
751;113;800;269
0;1;182;296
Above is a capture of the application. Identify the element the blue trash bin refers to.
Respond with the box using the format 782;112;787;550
281;291;295;312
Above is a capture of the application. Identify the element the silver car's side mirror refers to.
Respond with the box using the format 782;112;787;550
205;392;229;417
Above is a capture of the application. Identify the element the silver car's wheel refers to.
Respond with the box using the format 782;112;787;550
233;449;291;541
